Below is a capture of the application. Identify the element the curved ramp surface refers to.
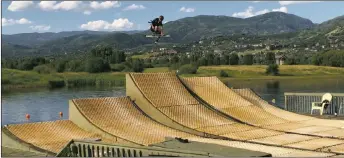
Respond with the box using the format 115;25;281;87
128;72;344;153
182;76;344;139
71;95;334;156
72;96;193;145
2;120;117;154
182;77;287;127
234;88;344;137
129;73;283;139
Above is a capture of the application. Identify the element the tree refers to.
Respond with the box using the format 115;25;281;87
229;53;239;65
132;59;144;72
170;55;179;64
205;53;215;65
85;58;111;73
265;52;275;65
198;57;208;66
243;54;254;65
180;54;190;65
17;60;34;70
219;70;229;77
266;64;279;76
178;64;198;74
221;54;230;65
213;56;221;65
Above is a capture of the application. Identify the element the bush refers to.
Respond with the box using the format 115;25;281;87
178;64;198;75
66;60;82;72
55;61;67;73
132;59;144;72
111;64;126;72
219;70;229;77
243;54;254;65
266;64;279;76
33;65;53;74
229;53;239;65
169;63;181;70
48;80;65;89
17;61;34;70
85;58;111;73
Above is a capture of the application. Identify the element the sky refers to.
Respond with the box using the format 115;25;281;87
1;1;344;34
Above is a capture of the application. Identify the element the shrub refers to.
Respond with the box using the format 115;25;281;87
132;59;144;72
111;64;126;72
55;61;67;73
85;58;111;73
219;70;229;77
229;53;239;65
33;65;53;74
266;64;279;76
17;61;34;70
243;54;254;65
178;64;198;75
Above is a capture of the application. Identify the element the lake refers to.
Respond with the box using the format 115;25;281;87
2;77;344;125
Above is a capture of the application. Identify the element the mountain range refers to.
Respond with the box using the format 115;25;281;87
2;12;343;58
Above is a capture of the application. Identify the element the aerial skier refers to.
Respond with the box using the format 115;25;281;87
147;15;170;44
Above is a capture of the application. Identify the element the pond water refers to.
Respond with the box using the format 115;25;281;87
2;77;344;125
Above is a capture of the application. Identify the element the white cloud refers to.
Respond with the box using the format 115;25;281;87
80;18;134;31
90;1;120;9
2;18;32;26
232;6;256;18
17;18;33;24
232;6;288;18
30;25;51;31
83;10;92;15
38;1;82;11
8;1;34;11
123;4;145;11
252;1;261;3
179;7;195;13
38;1;57;11
272;6;288;13
38;1;120;15
54;1;82;11
279;1;321;6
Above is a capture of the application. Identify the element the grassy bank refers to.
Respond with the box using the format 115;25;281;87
2;65;344;91
1;69;125;91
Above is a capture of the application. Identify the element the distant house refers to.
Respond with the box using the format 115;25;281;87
275;55;287;65
214;48;222;54
167;49;177;54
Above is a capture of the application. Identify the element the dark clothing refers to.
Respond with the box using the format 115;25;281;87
150;27;160;34
151;18;163;27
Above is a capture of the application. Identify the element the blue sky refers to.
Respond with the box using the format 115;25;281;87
2;1;344;34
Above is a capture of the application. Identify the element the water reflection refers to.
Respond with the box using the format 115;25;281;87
2;87;126;125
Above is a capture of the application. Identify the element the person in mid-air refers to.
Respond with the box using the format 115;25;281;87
150;15;164;36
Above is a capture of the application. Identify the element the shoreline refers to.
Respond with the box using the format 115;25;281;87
2;65;344;93
3;74;344;93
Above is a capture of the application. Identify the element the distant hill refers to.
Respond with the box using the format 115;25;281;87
154;12;314;43
2;30;143;47
3;12;343;58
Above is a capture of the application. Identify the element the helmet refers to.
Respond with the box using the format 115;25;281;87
159;15;164;21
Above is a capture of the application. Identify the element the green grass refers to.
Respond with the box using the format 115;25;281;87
143;67;171;73
1;69;126;91
3;65;344;92
193;65;344;78
131;53;154;59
